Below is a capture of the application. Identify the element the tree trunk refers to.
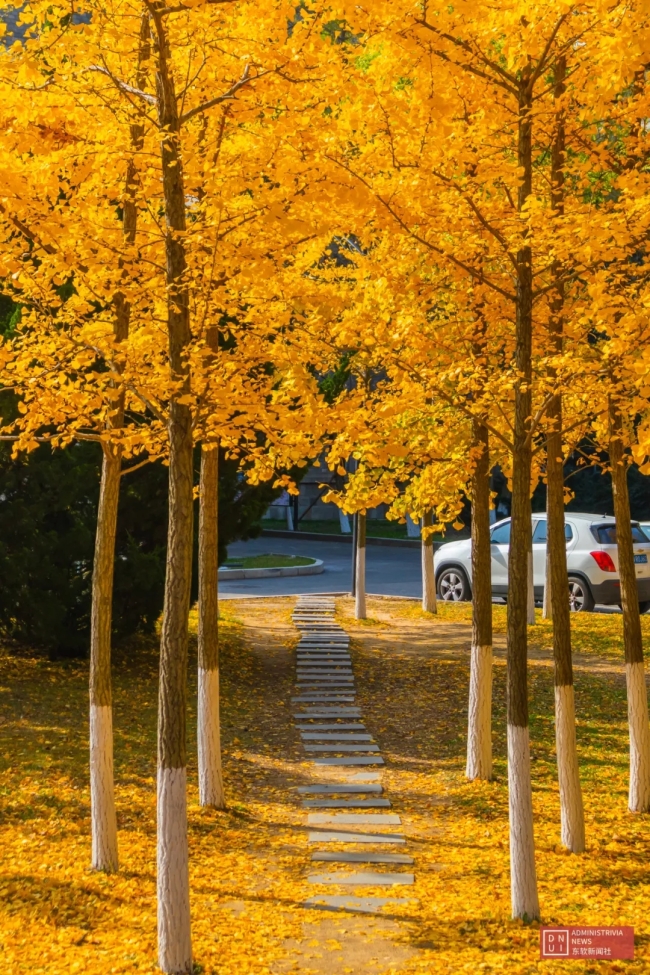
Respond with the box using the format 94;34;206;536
89;445;121;872
351;512;358;597
355;512;367;619
88;13;150;873
527;548;536;624
542;544;552;619
506;76;539;921
151;8;193;971
467;420;493;780
548;402;585;850
609;400;650;813
547;52;585;852
198;446;225;808
421;508;437;613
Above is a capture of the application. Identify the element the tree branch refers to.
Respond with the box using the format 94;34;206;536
179;63;252;125
88;64;157;105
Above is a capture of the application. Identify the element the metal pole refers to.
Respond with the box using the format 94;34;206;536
351;512;358;596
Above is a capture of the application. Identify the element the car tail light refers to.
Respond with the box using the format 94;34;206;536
590;550;616;572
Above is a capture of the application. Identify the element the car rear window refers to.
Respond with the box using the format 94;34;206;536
490;522;511;544
532;521;573;543
592;524;649;544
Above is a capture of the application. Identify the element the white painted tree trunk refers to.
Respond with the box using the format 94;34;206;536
554;685;585;851
507;724;540;919
421;521;437;613
286;505;293;531
626;661;650;812
527;549;536;625
339;509;351;533
542;545;552;619
466;645;493;780
355;514;367;619
355;549;367;618
90;705;118;871
406;513;421;538
198;667;224;807
157;767;192;973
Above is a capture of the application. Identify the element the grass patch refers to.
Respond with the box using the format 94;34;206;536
224;553;315;569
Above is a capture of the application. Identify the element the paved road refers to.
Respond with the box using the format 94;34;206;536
221;535;421;598
221;533;624;613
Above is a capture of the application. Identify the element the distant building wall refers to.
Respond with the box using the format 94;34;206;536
264;458;389;522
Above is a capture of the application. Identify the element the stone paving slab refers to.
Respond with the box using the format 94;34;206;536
297;682;356;688
297;665;353;671
298;670;352;674
297;666;353;671
308;813;401;826
297;660;352;666
297;672;353;678
308;873;414;886
296;677;354;691
303;799;391;809
303;744;380;753
303;896;411;914
308;830;405;844
297;673;353;679
292;694;356;702
300;733;373;740
311;851;413;865
293;709;362;718
297;657;351;662
298;644;350;649
297;783;382;794
313;756;384;765
298;638;350;643
298;723;367;732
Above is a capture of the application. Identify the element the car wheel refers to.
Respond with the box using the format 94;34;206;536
639;600;650;614
437;567;471;602
568;576;595;613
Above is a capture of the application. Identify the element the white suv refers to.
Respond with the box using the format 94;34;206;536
434;512;650;612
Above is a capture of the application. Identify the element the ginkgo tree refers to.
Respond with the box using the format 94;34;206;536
0;1;341;970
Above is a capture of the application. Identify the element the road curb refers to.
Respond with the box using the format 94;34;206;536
218;558;325;580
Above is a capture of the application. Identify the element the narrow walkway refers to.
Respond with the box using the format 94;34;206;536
291;595;416;914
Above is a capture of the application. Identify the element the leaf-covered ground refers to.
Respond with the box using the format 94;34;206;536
1;597;649;972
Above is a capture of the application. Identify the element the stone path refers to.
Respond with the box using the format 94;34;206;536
291;595;416;915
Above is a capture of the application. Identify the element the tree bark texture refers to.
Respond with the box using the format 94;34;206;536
506;77;539;920
542;546;552;619
355;513;367;619
89;447;121;872
467;420;493;780
89;195;133;872
198;446;225;808
351;512;358;597
421;508;437;613
609;401;650;813
152;8;193;971
548;399;585;850
88;10;147;865
527;548;536;625
547;51;585;852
